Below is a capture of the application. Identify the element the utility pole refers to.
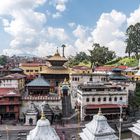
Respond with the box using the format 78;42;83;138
119;105;123;140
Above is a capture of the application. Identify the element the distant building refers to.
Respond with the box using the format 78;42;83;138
0;88;21;121
19;63;47;81
80;109;118;140
0;73;26;93
129;120;140;140
9;67;24;74
76;82;128;121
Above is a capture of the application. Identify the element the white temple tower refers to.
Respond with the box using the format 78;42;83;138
79;109;118;140
27;104;60;140
129;120;140;140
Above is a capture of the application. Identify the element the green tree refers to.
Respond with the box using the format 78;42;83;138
67;52;89;67
125;23;140;59
89;43;116;68
0;55;7;66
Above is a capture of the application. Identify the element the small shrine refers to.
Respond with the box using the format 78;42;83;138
25;102;38;125
79;109;118;140
129;120;140;140
27;104;60;140
41;102;54;124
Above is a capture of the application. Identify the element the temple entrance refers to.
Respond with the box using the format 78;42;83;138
29;118;33;125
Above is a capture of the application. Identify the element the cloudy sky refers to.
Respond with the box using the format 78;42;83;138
0;0;140;57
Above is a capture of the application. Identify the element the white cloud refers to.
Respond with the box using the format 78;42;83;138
47;27;68;41
68;22;76;28
91;10;126;56
0;0;70;56
127;6;140;26
72;25;93;54
49;0;68;12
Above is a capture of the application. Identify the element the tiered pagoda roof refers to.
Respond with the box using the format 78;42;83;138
26;76;50;87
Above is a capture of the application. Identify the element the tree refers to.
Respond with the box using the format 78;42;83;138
67;52;89;67
0;55;7;66
125;23;140;59
89;43;116;68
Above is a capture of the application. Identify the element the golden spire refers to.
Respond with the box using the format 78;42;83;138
41;111;46;120
98;108;102;115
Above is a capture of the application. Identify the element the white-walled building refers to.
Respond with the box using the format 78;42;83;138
0;73;26;92
76;82;128;121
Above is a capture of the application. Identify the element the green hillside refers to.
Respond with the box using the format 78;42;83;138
106;57;139;67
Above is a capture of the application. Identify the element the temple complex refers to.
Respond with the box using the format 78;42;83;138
80;109;118;140
40;49;69;92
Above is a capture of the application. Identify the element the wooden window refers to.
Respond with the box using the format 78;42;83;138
86;98;89;102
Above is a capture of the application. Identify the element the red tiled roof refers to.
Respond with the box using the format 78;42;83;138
86;104;127;109
72;66;91;70
0;88;20;97
0;73;26;80
20;63;46;67
95;65;128;71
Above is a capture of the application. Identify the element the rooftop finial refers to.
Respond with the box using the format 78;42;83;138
41;102;46;120
98;108;102;115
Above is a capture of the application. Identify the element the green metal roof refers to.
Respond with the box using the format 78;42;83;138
27;76;50;87
109;75;128;80
10;67;23;72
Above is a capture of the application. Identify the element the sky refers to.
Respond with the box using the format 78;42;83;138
0;0;140;57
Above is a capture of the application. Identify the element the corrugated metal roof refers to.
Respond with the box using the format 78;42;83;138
27;76;50;87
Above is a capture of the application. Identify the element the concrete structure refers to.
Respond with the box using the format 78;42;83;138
76;82;128;121
80;109;118;140
25;102;38;125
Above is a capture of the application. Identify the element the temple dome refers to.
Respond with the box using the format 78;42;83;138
27;114;60;140
80;109;118;140
36;118;50;127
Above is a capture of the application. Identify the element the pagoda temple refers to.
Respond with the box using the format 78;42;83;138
40;48;69;92
80;109;118;140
